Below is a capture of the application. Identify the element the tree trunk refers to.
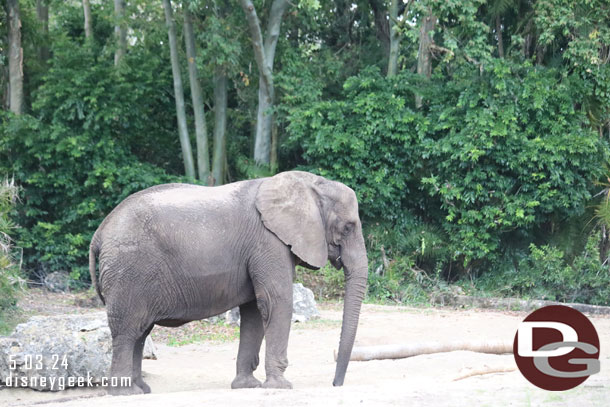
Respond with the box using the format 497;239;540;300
387;0;399;77
254;76;273;164
536;45;546;65
183;7;210;184
338;341;512;362
368;0;390;59
83;0;93;40
523;19;533;59
114;0;127;65
162;0;196;179
415;13;437;108
7;0;23;115
496;15;504;58
36;0;49;63
239;0;290;165
212;65;227;186
270;120;278;170
600;225;610;265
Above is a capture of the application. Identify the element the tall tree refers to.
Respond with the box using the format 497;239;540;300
239;0;290;165
387;0;413;77
114;0;127;65
83;0;93;40
212;65;227;185
162;0;196;179
7;0;23;115
387;0;400;77
369;0;390;59
415;12;436;108
183;6;210;183
486;0;516;59
36;0;49;63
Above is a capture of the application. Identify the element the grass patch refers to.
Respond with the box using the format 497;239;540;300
0;306;27;335
152;320;239;347
292;318;341;330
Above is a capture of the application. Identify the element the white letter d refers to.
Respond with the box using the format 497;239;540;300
518;322;577;357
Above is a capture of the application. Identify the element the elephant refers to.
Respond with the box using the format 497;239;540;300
89;170;369;395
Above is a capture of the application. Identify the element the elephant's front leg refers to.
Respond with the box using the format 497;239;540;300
231;300;264;389
259;290;293;389
249;262;294;388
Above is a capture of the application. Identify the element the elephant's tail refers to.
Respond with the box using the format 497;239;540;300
89;232;105;305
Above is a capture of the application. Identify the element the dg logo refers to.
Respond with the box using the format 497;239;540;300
513;305;600;391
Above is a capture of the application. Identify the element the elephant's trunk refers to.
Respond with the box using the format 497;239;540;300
333;235;368;387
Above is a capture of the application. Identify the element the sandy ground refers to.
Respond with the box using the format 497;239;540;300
1;300;609;406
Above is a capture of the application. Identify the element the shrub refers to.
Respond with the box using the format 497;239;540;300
287;62;606;271
0;178;24;313
474;230;610;305
0;38;181;281
422;61;606;264
285;66;428;222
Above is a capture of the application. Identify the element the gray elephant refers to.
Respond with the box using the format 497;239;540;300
89;170;369;395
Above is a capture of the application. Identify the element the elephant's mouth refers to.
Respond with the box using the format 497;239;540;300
329;246;343;269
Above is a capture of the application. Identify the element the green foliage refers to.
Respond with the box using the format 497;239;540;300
364;219;452;303
296;264;345;300
0;178;24;314
0;37;180;278
286;67;428;221
475;231;610;305
287;62;606;270
422;61;606;263
2;0;610;307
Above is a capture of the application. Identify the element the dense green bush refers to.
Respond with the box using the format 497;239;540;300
422;61;606;263
287;63;607;273
0;38;181;280
2;0;610;307
474;230;610;305
286;67;427;221
0;178;24;313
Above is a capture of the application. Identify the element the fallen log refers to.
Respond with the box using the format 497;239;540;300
336;340;512;362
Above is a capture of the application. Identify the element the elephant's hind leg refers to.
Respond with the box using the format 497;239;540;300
108;333;141;395
132;324;154;393
231;300;264;389
107;312;153;396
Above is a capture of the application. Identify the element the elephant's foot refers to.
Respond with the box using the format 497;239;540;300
107;383;145;396
262;375;292;389
231;374;262;389
134;378;151;394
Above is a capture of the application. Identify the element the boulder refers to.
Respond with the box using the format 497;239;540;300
223;307;242;326
221;283;320;326
0;312;156;391
43;271;71;293
292;283;321;322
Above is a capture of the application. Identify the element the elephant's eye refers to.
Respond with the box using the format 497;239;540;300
342;223;354;236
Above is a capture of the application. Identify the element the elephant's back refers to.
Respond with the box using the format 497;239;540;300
94;180;266;257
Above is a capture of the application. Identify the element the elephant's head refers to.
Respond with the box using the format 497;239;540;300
256;171;369;386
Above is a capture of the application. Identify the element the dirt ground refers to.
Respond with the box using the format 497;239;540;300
1;290;609;406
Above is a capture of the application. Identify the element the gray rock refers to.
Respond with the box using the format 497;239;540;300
223;307;242;326
292;283;321;322
0;312;156;391
43;272;71;293
220;283;320;326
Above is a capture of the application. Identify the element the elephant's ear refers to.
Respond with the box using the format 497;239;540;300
255;171;328;269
